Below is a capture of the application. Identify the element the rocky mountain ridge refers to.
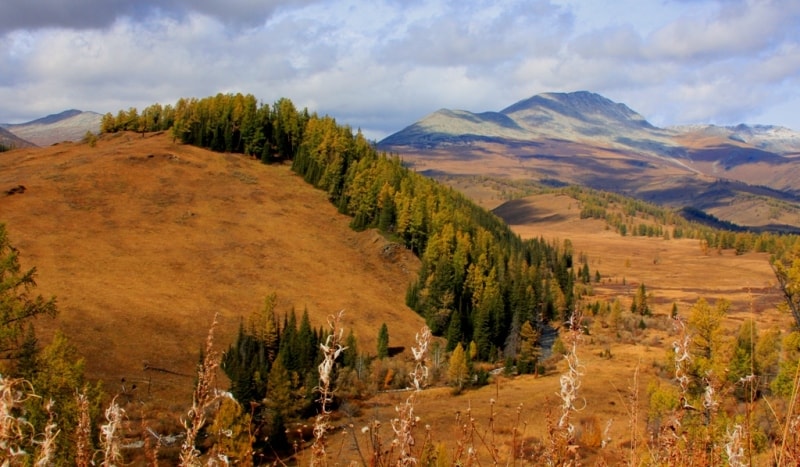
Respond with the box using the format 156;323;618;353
378;91;800;231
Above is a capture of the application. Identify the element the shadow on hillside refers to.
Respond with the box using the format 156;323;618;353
493;199;567;225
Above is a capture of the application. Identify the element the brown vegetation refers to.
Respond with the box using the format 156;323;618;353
0;131;422;407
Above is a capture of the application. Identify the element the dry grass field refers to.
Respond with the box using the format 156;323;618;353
1;132;793;464
0;131;423;408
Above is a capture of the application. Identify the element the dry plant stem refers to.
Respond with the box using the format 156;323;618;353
143;420;161;467
778;357;800;465
180;313;222;467
547;309;585;466
391;325;431;466
75;391;92;467
724;424;746;467
629;362;639;466
100;396;125;466
311;310;347;467
0;375;37;463
33;398;59;467
656;314;692;464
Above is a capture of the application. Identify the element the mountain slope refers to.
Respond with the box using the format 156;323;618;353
379;91;800;231
0;131;422;403
2;109;102;146
0;126;36;149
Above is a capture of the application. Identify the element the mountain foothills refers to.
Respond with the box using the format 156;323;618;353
379;91;800;232
4;92;800;465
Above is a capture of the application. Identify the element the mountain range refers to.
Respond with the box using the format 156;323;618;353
378;91;800;232
1;109;102;147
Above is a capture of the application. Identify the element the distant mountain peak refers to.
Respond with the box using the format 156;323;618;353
379;90;662;149
501;91;655;130
2;110;102;146
23;109;93;126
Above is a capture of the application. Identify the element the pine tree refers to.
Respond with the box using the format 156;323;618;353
377;323;389;359
263;358;294;450
343;330;359;368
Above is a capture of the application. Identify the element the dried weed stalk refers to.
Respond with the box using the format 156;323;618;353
650;315;693;465
724;424;746;467
390;326;431;466
311;310;347;467
544;309;585;466
1;374;36;463
180;313;222;467
75;391;92;467
0;374;60;466
99;396;125;466
32;398;59;467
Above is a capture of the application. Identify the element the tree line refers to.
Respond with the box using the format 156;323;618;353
567;184;800;254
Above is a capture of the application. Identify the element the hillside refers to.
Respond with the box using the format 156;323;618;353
2;109;102;146
379;91;800;231
0;131;423;404
0;126;35;149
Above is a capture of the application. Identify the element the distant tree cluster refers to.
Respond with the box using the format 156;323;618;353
100;103;175;134
568;185;799;255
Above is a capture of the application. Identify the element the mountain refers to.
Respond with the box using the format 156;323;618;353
379;91;800;231
0;126;36;150
2;109;103;146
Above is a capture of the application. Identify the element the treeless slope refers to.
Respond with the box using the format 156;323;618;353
0;132;422;402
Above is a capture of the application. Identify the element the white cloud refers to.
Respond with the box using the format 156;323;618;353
1;0;800;133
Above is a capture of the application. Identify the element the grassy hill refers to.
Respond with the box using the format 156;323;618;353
0;131;423;405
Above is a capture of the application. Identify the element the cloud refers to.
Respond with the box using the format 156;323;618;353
648;0;800;60
0;0;317;33
1;0;800;134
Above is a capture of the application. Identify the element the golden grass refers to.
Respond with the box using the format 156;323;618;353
0;132;424;408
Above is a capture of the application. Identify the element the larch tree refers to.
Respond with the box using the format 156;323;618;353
0;223;57;369
448;343;469;391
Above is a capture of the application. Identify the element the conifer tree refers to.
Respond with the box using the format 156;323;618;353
631;283;651;316
0;224;57;366
517;321;541;374
448;343;469;392
377;323;389;359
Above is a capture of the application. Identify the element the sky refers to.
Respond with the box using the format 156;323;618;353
1;0;799;140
